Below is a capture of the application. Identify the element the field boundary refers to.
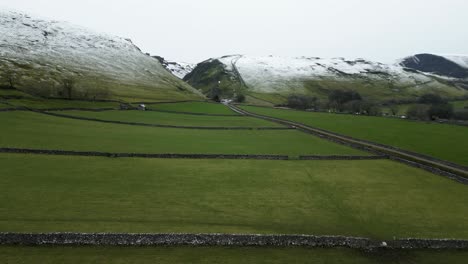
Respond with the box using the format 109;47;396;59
1;233;467;250
36;111;290;130
145;108;241;117
228;104;468;184
299;155;387;160
0;148;387;160
0;148;290;160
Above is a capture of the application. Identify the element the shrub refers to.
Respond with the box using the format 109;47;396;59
235;94;246;103
428;103;454;119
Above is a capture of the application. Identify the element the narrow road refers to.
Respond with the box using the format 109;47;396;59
227;103;468;184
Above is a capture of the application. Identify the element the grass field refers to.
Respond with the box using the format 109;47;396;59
5;98;120;109
0;111;366;156
0;88;35;98
50;110;283;127
240;105;468;166
1;246;468;264
1;154;467;239
147;101;239;115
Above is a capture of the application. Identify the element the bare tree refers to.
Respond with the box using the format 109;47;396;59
62;78;74;99
3;70;16;89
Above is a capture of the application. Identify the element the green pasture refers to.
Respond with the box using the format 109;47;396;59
1;246;467;264
147;102;239;115
1;155;467;239
51;110;282;128
0;111;366;156
5;98;120;109
240;106;468;166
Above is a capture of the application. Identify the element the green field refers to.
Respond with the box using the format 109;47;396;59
147;101;239;115
0;88;34;98
240;105;468;166
5;98;120;109
1;154;467;239
50;110;282;128
0;111;366;156
1;246;468;264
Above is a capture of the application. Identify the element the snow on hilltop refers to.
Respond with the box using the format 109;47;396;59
400;54;468;80
153;56;195;79
442;55;468;69
214;55;437;93
0;9;200;100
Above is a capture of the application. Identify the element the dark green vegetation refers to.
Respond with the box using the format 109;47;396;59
51;110;282;128
147;101;239;115
1;154;468;239
240;105;468;166
183;59;246;99
2;246;468;264
0;111;367;156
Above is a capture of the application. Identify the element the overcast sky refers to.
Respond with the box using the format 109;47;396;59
1;0;467;63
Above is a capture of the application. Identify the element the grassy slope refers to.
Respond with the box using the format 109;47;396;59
241;106;468;166
5;98;120;109
0;112;366;156
2;246;468;264
1;155;468;239
52;110;282;128
147;102;239;115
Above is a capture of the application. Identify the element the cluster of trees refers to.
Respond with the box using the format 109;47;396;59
327;90;380;115
286;94;318;110
407;94;454;120
285;90;380;116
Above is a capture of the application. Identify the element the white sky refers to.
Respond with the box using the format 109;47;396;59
1;0;467;63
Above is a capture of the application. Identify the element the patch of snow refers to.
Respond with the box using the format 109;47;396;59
163;60;195;79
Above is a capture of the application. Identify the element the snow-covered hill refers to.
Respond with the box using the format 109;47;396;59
0;10;202;101
185;54;468;103
443;55;468;69
153;56;195;79
400;54;468;79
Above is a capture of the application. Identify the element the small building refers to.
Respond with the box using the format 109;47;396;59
138;104;146;111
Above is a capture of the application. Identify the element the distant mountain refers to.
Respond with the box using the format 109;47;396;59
185;55;468;105
0;10;203;101
152;56;195;79
400;53;468;80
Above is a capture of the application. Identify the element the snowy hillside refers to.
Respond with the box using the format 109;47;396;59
218;55;439;93
185;54;468;103
153;56;195;78
443;55;468;69
400;54;468;80
0;10;202;101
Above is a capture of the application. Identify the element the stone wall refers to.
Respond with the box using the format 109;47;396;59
1;233;467;249
0;148;290;160
299;155;387;160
